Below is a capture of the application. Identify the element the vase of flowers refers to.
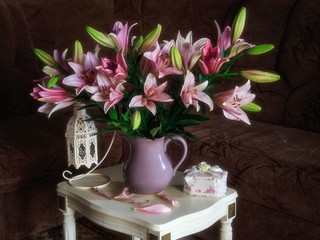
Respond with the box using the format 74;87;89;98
30;7;280;192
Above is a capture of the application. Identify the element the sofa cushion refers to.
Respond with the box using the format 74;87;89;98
140;0;232;41
222;0;297;125
0;66;37;118
278;0;320;132
0;113;70;193
0;0;40;118
185;113;320;225
0;0;14;66
3;0;39;76
113;0;142;26
232;0;297;70
18;0;115;52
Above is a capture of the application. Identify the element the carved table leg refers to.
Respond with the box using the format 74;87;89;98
59;196;76;240
62;207;76;240
220;218;233;240
220;201;236;240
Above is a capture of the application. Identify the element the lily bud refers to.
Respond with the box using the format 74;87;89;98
34;48;57;67
170;46;183;70
131;110;141;130
140;24;162;52
86;26;116;49
47;76;60;88
73;40;83;64
246;44;274;55
42;66;60;77
231;7;246;44
240;70;280;83
241;102;261;112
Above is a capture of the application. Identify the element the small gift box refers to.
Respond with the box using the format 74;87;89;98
183;162;228;197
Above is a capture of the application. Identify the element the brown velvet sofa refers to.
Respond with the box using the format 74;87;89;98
0;0;319;239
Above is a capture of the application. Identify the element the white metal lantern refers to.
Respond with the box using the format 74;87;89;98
65;102;98;169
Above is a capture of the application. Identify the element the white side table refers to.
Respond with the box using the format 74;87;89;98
57;165;238;240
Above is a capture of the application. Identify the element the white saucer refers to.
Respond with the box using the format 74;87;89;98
69;173;111;189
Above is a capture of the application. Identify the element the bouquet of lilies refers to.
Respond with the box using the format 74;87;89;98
31;7;280;140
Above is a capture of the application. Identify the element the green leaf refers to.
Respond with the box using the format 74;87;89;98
150;125;162;138
246;44;274;55
96;128;120;135
183;131;199;142
121;112;130;121
108;108;118;120
241;102;262;112
176;113;208;122
111;121;120;127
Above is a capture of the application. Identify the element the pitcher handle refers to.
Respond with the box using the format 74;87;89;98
164;135;188;175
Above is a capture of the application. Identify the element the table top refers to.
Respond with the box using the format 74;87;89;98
57;164;238;234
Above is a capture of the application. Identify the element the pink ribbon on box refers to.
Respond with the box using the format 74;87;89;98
184;162;226;187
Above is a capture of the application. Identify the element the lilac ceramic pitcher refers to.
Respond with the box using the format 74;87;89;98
123;135;188;194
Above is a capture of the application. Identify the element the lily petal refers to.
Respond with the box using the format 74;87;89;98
133;204;172;214
129;95;145;108
157;194;180;207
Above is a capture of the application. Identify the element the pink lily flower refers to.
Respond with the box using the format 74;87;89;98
228;39;254;58
94;187;111;200
96;49;128;80
180;71;213;112
109;21;136;54
214;21;254;58
42;49;69;77
30;85;75;117
140;41;183;78
85;72;125;114
63;52;99;95
199;40;229;75
175;31;207;71
53;48;69;72
215;21;232;52
214;80;255;125
129;73;173;115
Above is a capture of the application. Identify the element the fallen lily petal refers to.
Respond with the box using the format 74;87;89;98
115;198;149;206
94;187;111;200
157;194;180;207
133;204;172;214
114;187;135;200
